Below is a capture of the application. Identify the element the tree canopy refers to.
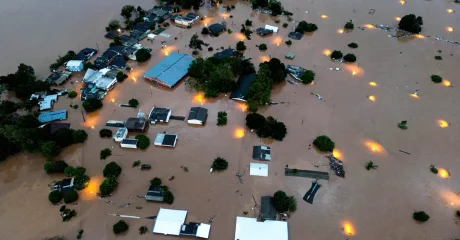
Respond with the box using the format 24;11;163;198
330;50;343;60
129;98;139;107
44;160;68;174
135;134;150;150
343;53;357;62
99;176;118;196
245;113;287;140
113;220;129;234
313;135;335;152
103;162;122;178
49;190;63;205
295;21;318;33
0;64;50;100
413;211;430;222
260;58;287;83
399;14;423;33
189;34;204;50
301;70;315;84
212;157;229;170
64;190;79;204
344;20;354;30
82;98;103;112
135;49;151;62
236;41;247;51
121;5;135;20
272;191;297;213
268;0;283;16
431;75;442;83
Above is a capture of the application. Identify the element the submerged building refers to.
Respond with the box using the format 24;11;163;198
144;52;194;88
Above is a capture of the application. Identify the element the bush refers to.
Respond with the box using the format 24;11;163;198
163;190;175;204
265;117;287;141
275;19;280;24
116;71;128;82
217;111;227;126
331;50;343;60
99;129;113;138
72;130;88;143
83;62;93;70
49;190;63;204
301;70;315;84
64;190;79;203
103;162;122;178
344;20;354;30
212;157;228;170
107;20;121;31
272;191;297;213
431;75;442;83
258;44;268;51
139;226;148;235
313;135;335;152
285;40;292;46
236;41;247;51
150;177;162;186
41;141;61;159
201;27;210;34
283;23;288;28
44;160;68;174
129;98;139;107
398;120;408;129
135;134;150;150
68;91;77;98
100;148;112;160
348;42;358;48
434;56;442;60
133;160;141;168
136;48;151;62
228;29;232;34
246;113;266;130
82;98;103;112
430;165;438;174
113;220;129;234
343;54;357;62
413;211;430;222
99;176;118;196
399;14;423;33
295;21;318;33
365;161;377;170
245;19;252;26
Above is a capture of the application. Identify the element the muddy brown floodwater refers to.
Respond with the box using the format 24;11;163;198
1;0;460;239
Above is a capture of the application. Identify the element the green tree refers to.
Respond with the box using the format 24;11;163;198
343;53;357;62
430;165;438;174
53;128;74;148
201;27;210;34
100;148;112;160
121;5;135;20
344;20;354;30
212;157;228;170
268;0;283;16
189;34;204;50
135;134;150;150
295;21;318;33
139;226;148;235
74;173;90;190
163;190;175;204
68;91;78;98
108;20;121;31
72;130;88;143
41;141;60;159
82;98;103;112
83;62;93;70
103;162;122;178
135;49;151;62
245;19;253;26
434;56;442;60
348;42;358;48
301;70;315;84
246;113;266;130
150;177;162;186
331;50;343;60
64;190;79;203
265;116;287;141
128;98;139;107
260;58;287;83
44;160;68;174
258;44;268;51
49;190;63;204
99;129;113;138
273;191;296;213
398;120;408;129
413;211;430;222
399;14;423;33
313;135;335;152
245;65;273;111
116;71;127;82
365;161;377;170
236;41;247;51
100;176;118;196
431;75;442;83
113;220;129;234
251;0;268;8
217;111;228;126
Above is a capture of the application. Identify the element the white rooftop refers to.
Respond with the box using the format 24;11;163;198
153;208;188;236
235;217;288;240
66;60;83;67
83;68;116;90
196;223;211;239
250;163;268;177
265;24;279;33
38;94;58;111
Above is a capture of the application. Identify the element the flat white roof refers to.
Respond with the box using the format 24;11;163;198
235;217;288;240
265;24;278;33
196;224;211;239
250;163;268;177
153;208;187;236
66;60;83;67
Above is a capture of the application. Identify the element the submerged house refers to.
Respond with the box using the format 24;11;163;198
208;23;225;34
148;107;171;124
154;133;178;147
125;118;149;132
65;60;84;72
153;208;211;239
229;73;256;102
213;48;237;58
145;185;164;201
81;68;117;100
252;146;271;161
52;178;75;195
75;48;97;61
38;109;67;123
187;107;208;125
144;52;194;88
260;196;277;221
131;22;151;40
43;71;72;85
234;217;288;240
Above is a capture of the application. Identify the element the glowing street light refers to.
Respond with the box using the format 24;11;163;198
447;9;454;13
438;120;449;128
447;26;454;32
234;127;245;139
368;81;377;87
333;149;343;160
399;0;406;5
337;29;344;34
395;16;401;21
364;140;384;154
409;93;419;99
342;221;355;236
442;79;451;87
438;168;450;178
323;49;332;56
415;34;425;39
368;95;376;101
364;24;375;29
321;14;328;19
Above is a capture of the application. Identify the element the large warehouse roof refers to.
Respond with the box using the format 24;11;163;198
144;52;194;88
234;217;288;240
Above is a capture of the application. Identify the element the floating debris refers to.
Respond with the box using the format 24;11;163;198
326;155;345;178
329;68;341;71
286;65;306;81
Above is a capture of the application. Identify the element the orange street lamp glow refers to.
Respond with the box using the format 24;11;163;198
82;176;103;200
91;125;95;129
337;29;344;34
323;49;332;56
438;120;449;128
438;168;450;178
364;140;384;153
260;56;270;62
234;128;245;139
369;81;377;86
447;9;454;13
352;71;357;76
342;222;355;236
399;0;406;5
111;98;115;103
333;149;343;160
193;92;205;105
364;24;375;29
237;102;248;112
442;79;451;86
409;93;419;99
321;14;328;19
447;26;454;32
395;17;401;21
368;95;376;101
415;34;425;39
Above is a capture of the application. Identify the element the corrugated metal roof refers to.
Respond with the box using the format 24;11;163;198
144;53;194;88
38;109;67;123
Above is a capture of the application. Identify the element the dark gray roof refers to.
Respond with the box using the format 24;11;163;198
121;138;138;145
213;48;237;58
252;145;271;161
208;23;225;33
75;48;97;61
187;107;208;122
104;30;120;39
229;73;256;101
49;122;71;134
288;32;303;40
163;134;177;146
261;196;276;220
110;55;126;69
125;118;148;132
149;108;170;122
145;185;164;201
256;28;273;36
185;12;199;19
180;222;199;236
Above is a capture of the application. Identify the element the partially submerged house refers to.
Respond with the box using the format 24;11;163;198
144;52;194;88
43;71;72;85
125;118;148;132
252;146;271;161
39;122;71;134
187;107;208;125
229;73;256;102
52;178;75;195
131;22;151;40
213;48;237;58
81;68;117;100
234;217;288;240
260;196;277;221
208;23;225;34
153;208;211;239
32;94;58;111
148;107;171;124
288;32;303;40
154;133;178;147
120;138;138;148
249;163;268;177
185;12;199;20
104;30;120;39
113;127;128;142
75;48;97;61
264;24;278;33
175;16;195;28
65;60;84;72
256;27;274;36
38;109;67;123
145;185;164;201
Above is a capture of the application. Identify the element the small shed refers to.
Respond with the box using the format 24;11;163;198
120;138;138;148
154;133;178;147
145;185;164;201
249;163;268;177
125;118;148;132
252;146;271;161
65;60;84;72
285;52;295;59
113;127;128;142
260;196;277;220
187;107;208;125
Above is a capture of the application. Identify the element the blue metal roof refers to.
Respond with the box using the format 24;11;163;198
144;52;194;88
38;109;67;123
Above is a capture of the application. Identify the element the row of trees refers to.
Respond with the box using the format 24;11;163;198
187;54;255;98
0;64;50;100
330;50;357;62
246;113;287;141
100;162;122;196
49;51;77;71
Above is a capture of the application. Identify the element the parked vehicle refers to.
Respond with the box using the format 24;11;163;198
140;164;151;170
